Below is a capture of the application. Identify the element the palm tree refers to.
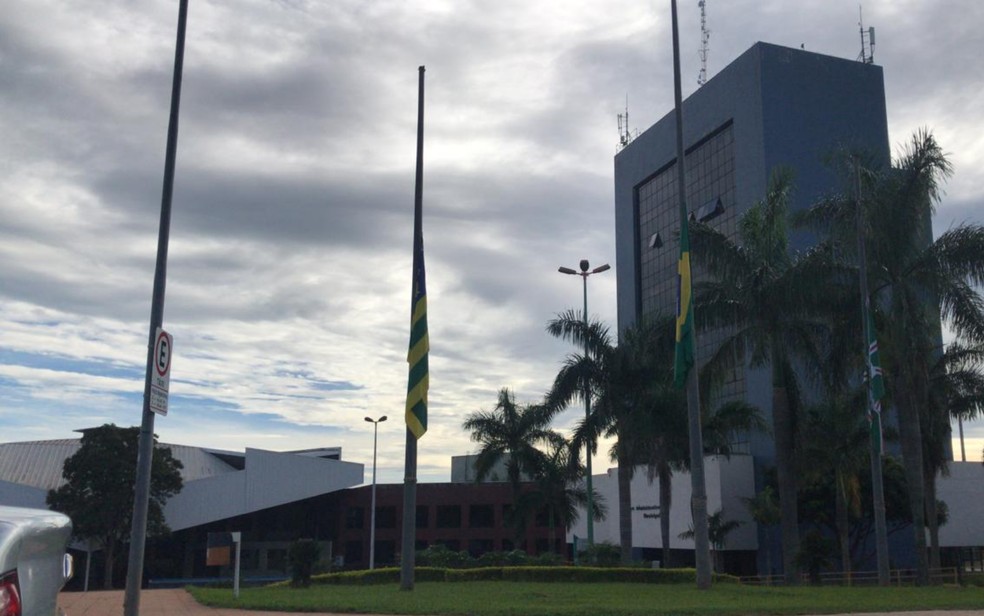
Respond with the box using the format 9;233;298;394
679;509;743;573
545;310;636;563
799;393;869;576
924;342;984;569
636;394;764;569
462;388;563;535
797;130;984;583
743;486;780;581
515;439;605;556
691;167;846;583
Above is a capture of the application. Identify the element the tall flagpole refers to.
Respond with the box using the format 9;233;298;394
401;65;427;591
855;159;890;586
670;0;712;589
124;0;188;611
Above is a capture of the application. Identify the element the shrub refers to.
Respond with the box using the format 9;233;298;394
446;567;505;582
579;542;621;566
287;539;321;587
416;544;475;568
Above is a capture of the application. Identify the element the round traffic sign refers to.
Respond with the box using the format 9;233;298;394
155;330;172;377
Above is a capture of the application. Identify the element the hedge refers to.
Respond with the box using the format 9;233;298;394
301;566;739;586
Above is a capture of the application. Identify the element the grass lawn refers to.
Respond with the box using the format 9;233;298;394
189;582;984;615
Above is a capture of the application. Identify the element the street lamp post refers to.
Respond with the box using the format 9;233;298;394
365;415;387;569
558;259;610;548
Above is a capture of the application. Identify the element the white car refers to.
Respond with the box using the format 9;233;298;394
0;506;74;616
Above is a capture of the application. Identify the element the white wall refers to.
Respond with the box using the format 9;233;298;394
568;455;757;551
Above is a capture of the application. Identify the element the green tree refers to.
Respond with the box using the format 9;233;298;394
545;311;633;562
47;424;183;589
799;393;869;575
679;509;743;572
924;341;984;569
743;486;780;581
692;168;844;583
515;439;604;556
462;388;563;535
798;130;984;583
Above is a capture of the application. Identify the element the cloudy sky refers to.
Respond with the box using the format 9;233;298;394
2;0;982;484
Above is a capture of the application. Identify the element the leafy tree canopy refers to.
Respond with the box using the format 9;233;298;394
47;423;183;588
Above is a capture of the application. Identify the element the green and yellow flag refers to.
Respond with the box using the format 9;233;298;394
405;232;429;439
673;220;695;389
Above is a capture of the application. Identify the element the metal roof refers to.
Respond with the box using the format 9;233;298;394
0;438;237;491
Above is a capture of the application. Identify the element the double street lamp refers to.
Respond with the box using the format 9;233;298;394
558;259;610;548
365;414;387;569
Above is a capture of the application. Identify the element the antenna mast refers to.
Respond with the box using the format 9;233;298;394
858;6;876;64
617;95;636;151
698;0;710;85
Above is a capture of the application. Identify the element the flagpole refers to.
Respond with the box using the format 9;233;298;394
401;65;426;591
670;0;712;590
855;158;890;587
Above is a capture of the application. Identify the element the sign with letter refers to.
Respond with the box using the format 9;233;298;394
149;327;172;416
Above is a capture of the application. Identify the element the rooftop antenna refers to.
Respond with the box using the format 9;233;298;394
698;0;710;85
617;95;637;151
858;5;876;64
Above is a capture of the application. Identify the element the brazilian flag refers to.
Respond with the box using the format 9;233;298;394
406;233;429;439
674;219;695;389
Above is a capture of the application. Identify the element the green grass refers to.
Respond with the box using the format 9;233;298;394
189;581;984;615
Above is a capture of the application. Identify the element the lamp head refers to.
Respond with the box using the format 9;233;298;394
579;259;589;272
558;266;578;275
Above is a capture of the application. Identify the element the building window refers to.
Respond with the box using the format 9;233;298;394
469;504;494;528
376;506;397;529
416;505;429;529
344;540;363;565
345;506;364;529
436;505;461;528
376;540;397;566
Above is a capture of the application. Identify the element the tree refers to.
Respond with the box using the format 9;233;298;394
691;168;845;583
515;439;604;556
679;509;743;573
799;393;869;576
462;388;563;536
545;310;636;563
743;486;780;581
924;341;984;569
47;424;183;589
797;130;984;583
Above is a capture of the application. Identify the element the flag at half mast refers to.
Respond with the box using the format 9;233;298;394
405;229;429;439
673;218;695;389
866;308;885;454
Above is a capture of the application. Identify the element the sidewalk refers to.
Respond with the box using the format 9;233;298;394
58;588;391;616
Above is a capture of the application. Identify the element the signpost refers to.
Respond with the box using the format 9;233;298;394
150;328;172;416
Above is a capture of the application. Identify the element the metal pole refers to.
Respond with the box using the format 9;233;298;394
233;532;241;599
368;418;382;570
670;0;711;590
581;273;595;548
856;159;891;586
124;0;187;610
400;65;425;592
958;416;966;462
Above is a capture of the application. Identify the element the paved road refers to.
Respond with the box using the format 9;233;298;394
58;589;984;616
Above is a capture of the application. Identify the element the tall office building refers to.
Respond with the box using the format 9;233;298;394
614;42;890;467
